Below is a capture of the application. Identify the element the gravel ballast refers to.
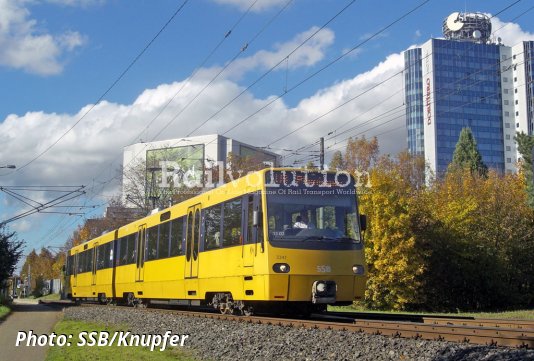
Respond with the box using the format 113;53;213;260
63;306;534;360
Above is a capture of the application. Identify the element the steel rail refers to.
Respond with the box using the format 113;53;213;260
70;303;534;348
325;311;534;330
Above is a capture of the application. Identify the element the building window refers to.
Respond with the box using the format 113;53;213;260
505;123;510;128
504;88;509;94
506;134;510;140
506;146;511;151
505;111;510;117
516;111;519;116
517;123;520;128
515;100;519;105
503;77;508;82
504;100;509;105
515;88;518;93
514;77;517;82
507;158;512;163
513;54;516;60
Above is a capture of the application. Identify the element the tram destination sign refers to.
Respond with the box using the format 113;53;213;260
265;170;354;189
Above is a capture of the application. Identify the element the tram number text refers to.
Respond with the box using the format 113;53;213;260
316;265;331;273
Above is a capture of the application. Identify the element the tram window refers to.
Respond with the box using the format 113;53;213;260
77;252;83;273
82;252;87;273
85;251;90;273
205;204;222;250
105;242;113;268
170;218;183;257
257;197;264;245
87;249;94;273
68;255;73;275
158;222;170;259
186;212;193;261
127;234;136;264
119;237;127;265
147;226;158;261
223;198;242;247
193;209;200;260
97;245;105;270
86;251;91;273
247;195;254;244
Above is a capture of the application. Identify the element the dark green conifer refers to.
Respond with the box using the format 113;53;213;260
450;127;488;177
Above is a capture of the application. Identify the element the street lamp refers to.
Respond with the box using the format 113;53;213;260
0;165;16;169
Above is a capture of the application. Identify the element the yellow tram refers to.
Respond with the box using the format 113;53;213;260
66;168;367;315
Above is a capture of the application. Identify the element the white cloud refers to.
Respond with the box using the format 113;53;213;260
10;219;31;232
225;26;335;79
45;0;105;6
212;0;288;12
0;47;407;199
0;0;86;75
491;16;534;46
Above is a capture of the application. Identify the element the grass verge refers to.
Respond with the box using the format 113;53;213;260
46;319;197;361
0;305;10;320
328;305;534;320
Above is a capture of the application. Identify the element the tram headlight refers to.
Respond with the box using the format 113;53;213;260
316;282;327;293
352;264;364;275
273;263;290;273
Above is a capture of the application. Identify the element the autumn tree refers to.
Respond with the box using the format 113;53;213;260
344;136;379;187
329;150;345;170
360;153;428;310
420;167;534;310
515;131;534;208
0;227;24;293
122;158;177;212
305;160;318;170
450;127;488;177
20;248;60;296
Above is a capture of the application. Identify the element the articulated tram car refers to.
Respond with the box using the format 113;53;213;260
65;169;367;315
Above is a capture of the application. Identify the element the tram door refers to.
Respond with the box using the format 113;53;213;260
185;204;201;279
91;244;98;286
243;193;261;267
136;225;146;282
73;252;78;287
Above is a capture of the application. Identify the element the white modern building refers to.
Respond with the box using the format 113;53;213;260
121;134;280;208
405;12;534;175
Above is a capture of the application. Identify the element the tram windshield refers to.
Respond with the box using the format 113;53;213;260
265;170;362;250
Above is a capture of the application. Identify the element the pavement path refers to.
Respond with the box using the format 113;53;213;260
0;299;63;361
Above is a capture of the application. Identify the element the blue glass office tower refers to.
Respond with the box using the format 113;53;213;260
404;12;534;175
405;48;424;156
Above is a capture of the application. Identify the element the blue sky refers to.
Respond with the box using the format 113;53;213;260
1;0;533;262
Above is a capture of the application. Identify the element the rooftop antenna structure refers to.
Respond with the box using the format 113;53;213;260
443;12;493;44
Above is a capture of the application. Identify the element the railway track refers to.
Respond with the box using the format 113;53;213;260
60;302;534;349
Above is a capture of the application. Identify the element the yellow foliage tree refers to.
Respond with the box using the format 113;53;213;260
360;154;428;310
421;167;534;310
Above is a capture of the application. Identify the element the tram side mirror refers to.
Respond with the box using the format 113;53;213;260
360;214;367;231
253;210;263;227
